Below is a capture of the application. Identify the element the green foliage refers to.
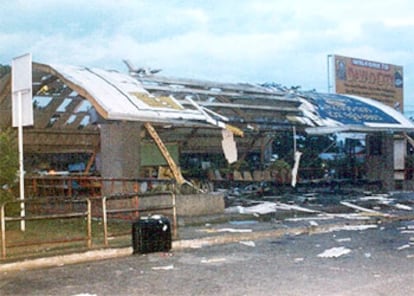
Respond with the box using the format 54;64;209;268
0;64;11;79
230;159;250;171
273;131;338;169
269;159;291;171
0;128;18;204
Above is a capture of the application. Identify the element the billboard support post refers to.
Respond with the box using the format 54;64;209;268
327;54;334;93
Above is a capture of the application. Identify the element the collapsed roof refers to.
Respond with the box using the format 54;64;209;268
0;62;413;155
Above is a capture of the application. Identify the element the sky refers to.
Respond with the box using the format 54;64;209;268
2;0;414;114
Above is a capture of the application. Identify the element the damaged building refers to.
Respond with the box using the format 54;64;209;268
1;61;414;200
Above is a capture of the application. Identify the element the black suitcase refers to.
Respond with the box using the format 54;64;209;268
132;215;172;254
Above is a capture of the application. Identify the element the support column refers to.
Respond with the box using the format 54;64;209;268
100;121;141;194
365;133;394;191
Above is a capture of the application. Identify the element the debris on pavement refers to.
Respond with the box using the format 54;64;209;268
239;241;256;247
328;224;378;232
317;246;351;258
201;258;227;264
225;201;319;215
200;228;253;233
151;264;174;270
340;201;388;216
335;237;352;243
397;244;410;251
294;257;304;263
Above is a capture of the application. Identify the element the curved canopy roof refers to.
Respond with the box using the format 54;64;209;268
33;63;212;125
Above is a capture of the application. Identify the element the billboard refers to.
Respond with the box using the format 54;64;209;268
332;55;403;112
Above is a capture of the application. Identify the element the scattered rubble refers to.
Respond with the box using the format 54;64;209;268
317;246;351;258
151;265;174;270
222;185;414;223
201;258;227;264
239;241;256;247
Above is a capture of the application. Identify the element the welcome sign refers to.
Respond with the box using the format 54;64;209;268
333;55;403;112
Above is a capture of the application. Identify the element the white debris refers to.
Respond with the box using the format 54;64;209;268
239;240;256;247
362;195;413;211
397;244;411;251
336;237;351;243
199;228;252;233
151;265;174;270
309;220;319;226
275;202;320;213
393;203;413;211
286;216;333;222
317;246;351;258
323;213;371;220
72;294;97;296
225;201;319;215
215;228;253;233
244;202;277;214
400;230;414;234
286;213;370;222
294;257;304;263
328;224;378;232
225;202;277;215
359;195;393;202
340;201;386;216
201;258;227;264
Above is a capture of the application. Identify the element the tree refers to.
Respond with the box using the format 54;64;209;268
273;130;338;179
0;128;18;203
0;64;11;79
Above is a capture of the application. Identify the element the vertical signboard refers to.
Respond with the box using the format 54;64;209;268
12;53;33;126
332;55;403;112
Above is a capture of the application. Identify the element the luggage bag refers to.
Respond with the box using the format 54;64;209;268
132;215;172;254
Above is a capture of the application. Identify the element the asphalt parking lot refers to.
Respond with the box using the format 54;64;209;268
1;218;414;295
1;190;414;295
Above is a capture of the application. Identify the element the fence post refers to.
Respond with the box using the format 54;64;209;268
86;198;92;248
1;203;6;259
102;196;108;246
171;192;178;239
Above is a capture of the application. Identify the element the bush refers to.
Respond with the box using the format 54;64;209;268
0;128;18;204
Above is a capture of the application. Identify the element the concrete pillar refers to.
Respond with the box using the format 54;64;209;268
365;133;394;191
100;121;142;194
